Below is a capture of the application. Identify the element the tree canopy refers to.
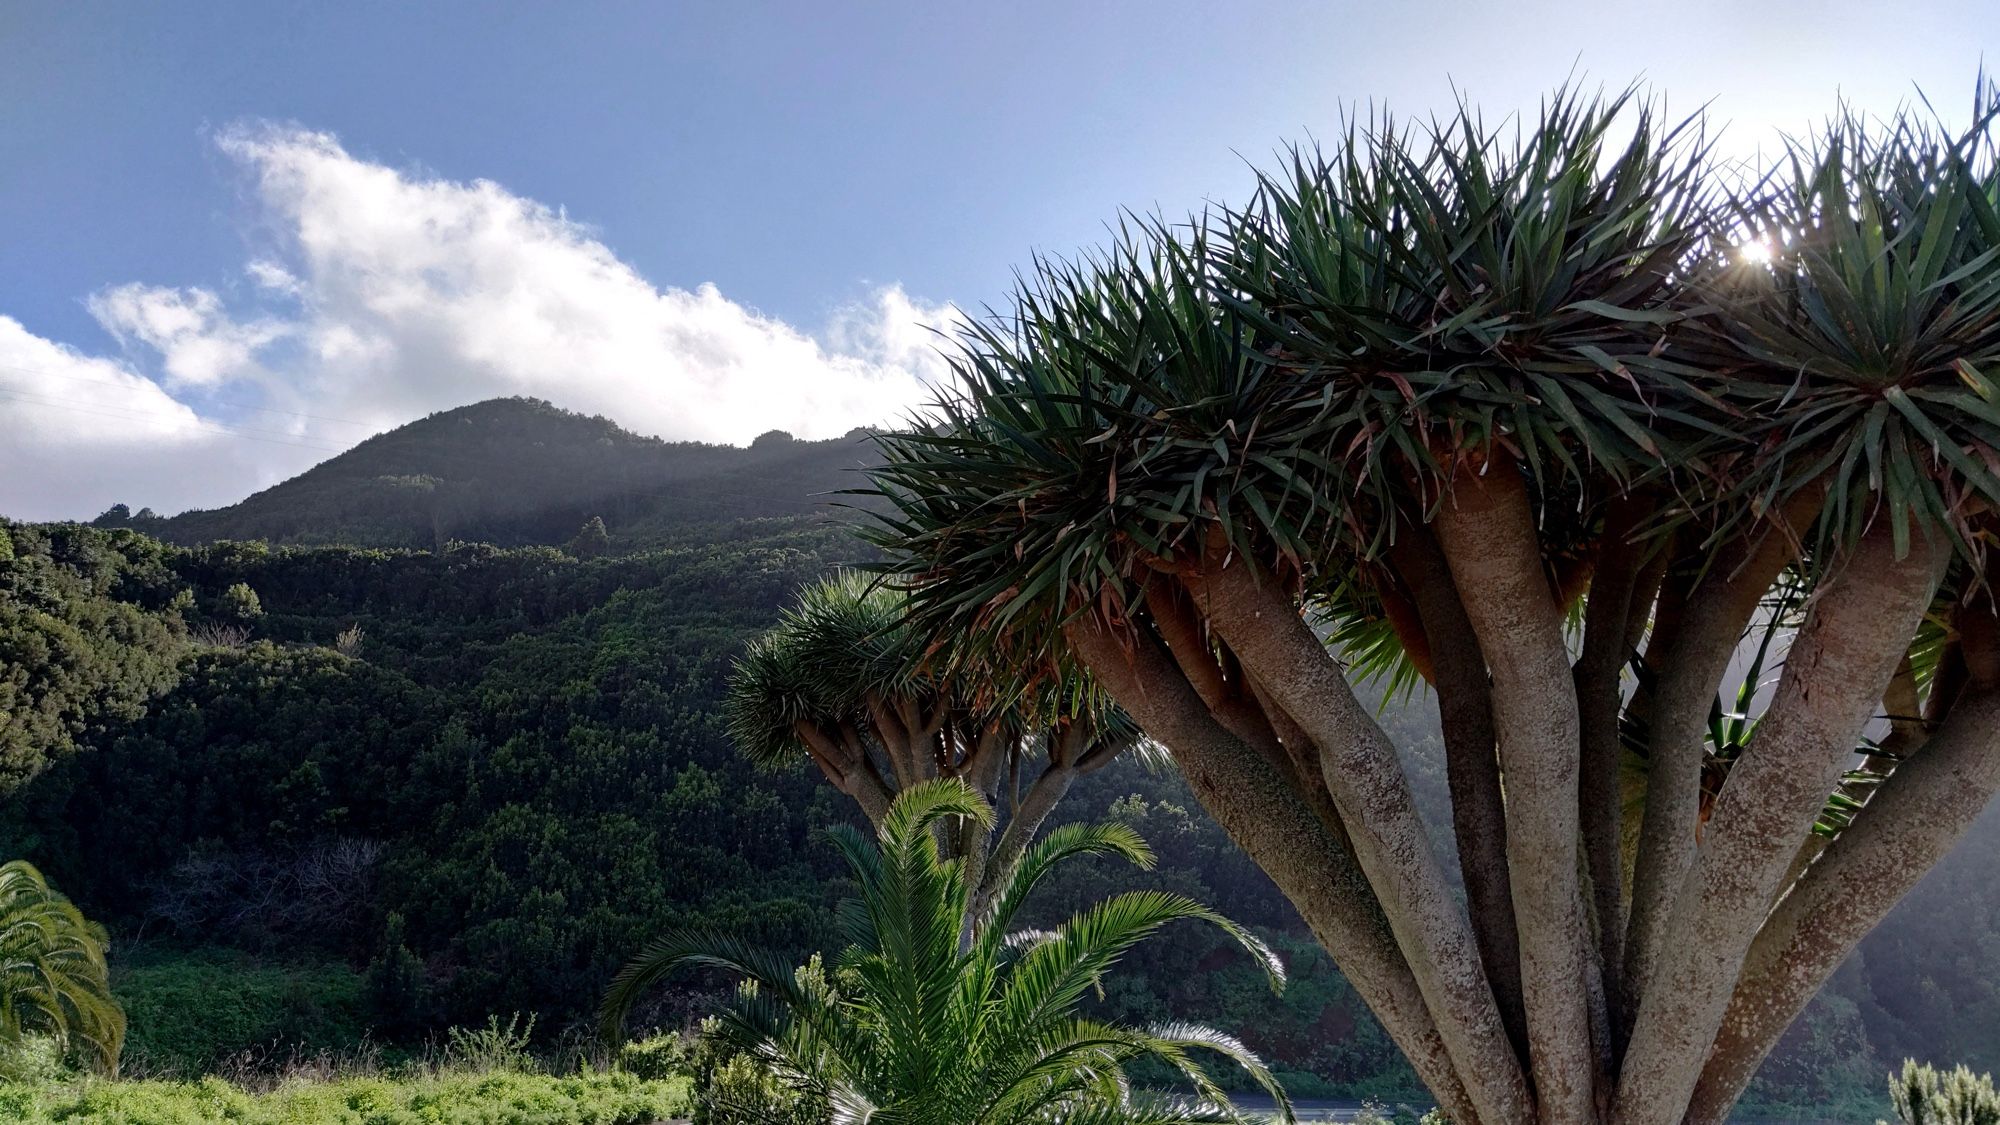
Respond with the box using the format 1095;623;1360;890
863;83;2000;1125
728;572;1138;908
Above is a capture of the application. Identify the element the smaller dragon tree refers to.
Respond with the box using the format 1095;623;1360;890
727;572;1140;912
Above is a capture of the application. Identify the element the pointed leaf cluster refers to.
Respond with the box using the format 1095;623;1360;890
602;779;1291;1125
0;859;124;1073
863;82;2000;672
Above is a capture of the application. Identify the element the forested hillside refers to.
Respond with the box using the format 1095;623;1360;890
2;407;1994;1112
90;398;881;550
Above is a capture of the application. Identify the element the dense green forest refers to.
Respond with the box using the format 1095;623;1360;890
3;398;1995;1112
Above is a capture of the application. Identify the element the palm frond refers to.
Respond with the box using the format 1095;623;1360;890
602;781;1287;1122
0;860;124;1073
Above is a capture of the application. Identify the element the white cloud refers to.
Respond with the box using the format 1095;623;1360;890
0;316;295;521
87;283;288;387
244;260;303;297
0;122;960;520
823;285;969;406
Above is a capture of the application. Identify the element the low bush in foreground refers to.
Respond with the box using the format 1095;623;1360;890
0;1069;692;1125
1883;1058;2000;1125
605;780;1292;1123
115;949;370;1075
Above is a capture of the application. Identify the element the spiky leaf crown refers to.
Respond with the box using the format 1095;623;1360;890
863;83;2000;668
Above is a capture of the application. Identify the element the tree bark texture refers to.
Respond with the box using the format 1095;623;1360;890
1614;527;1945;1125
1430;460;1600;1125
1066;616;1485;1125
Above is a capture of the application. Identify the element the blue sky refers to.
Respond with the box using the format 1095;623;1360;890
2;0;1995;518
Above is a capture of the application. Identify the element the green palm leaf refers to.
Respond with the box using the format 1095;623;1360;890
602;779;1291;1123
0;859;124;1074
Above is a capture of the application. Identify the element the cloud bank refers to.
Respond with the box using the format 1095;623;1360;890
1;124;962;521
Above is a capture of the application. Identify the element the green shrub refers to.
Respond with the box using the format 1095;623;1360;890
1885;1058;2000;1125
0;1037;74;1085
688;1020;822;1125
115;950;368;1075
215;582;263;622
613;1032;691;1081
364;913;432;1036
0;1069;691;1124
441;1013;537;1075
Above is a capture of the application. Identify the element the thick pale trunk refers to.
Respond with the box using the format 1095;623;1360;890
1683;687;2000;1123
1613;528;1943;1125
1623;513;1806;1019
1195;561;1533;1125
1767;653;1931;912
1390;529;1529;1065
1067;618;1483;1125
1574;496;1649;1054
1431;461;1598;1125
795;720;895;826
1242;664;1363;844
1145;571;1357;872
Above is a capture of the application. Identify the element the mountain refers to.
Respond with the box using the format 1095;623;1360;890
94;397;883;550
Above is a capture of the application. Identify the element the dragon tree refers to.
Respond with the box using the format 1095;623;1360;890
727;571;1137;911
862;86;2000;1125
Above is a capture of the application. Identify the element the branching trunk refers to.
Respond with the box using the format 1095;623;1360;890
1573;495;1650;1056
795;720;894;826
1684;685;2000;1122
1066;616;1484;1125
1194;559;1533;1125
868;693;937;790
981;723;1101;909
1623;501;1814;1022
1146;576;1285;755
1390;528;1529;1066
982;762;1073;889
1146;577;1352;845
1614;527;1944;1125
956;726;1013;926
1430;459;1599;1125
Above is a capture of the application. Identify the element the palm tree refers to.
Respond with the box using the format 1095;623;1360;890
602;779;1294;1125
0;860;124;1073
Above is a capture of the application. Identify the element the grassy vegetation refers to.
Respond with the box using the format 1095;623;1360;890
0;1070;692;1125
1;1003;695;1125
115;950;371;1076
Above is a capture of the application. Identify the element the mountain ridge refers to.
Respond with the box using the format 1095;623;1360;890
90;397;883;550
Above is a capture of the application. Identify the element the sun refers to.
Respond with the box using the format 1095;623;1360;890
1736;238;1775;266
